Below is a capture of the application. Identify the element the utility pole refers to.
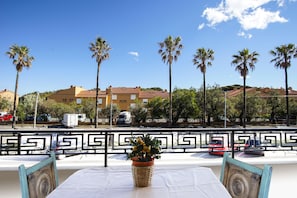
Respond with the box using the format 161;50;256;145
224;91;227;128
33;92;39;128
110;88;113;129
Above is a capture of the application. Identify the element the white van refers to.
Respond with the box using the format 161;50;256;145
116;111;132;125
62;114;78;128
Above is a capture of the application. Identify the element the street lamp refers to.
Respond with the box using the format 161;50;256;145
224;91;227;128
110;88;113;129
33;92;39;128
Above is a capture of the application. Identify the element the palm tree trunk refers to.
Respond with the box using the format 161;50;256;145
95;63;100;128
169;63;172;126
12;71;19;128
203;72;206;128
285;68;290;126
243;76;246;128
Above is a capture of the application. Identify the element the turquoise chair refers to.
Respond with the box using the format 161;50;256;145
18;153;59;198
220;153;272;198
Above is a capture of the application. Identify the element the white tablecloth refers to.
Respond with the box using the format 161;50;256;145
47;166;231;198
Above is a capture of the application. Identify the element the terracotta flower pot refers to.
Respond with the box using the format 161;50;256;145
132;159;154;167
131;159;154;187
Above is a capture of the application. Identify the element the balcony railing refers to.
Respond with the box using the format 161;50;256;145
1;127;297;167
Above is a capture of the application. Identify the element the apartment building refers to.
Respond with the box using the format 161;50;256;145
48;85;169;111
0;89;17;111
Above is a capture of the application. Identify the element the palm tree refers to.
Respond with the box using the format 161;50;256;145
158;36;183;126
7;45;34;128
89;37;111;128
270;44;297;126
193;48;214;128
231;48;258;128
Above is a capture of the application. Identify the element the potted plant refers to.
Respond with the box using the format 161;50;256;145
128;134;161;187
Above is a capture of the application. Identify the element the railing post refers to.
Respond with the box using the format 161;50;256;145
104;131;108;167
17;132;21;155
231;130;234;158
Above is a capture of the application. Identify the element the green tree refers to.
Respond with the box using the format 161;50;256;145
266;90;282;123
172;88;199;125
81;99;96;123
270;44;297;126
130;101;148;125
89;37;111;128
0;97;12;112
205;85;224;125
39;99;74;121
147;97;165;121
289;98;297;124
245;94;266;122
19;93;37;115
231;48;259;128
158;35;183;126
228;95;241;123
6;45;34;128
193;48;214;127
102;104;120;124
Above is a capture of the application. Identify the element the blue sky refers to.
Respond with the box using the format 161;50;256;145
1;0;297;96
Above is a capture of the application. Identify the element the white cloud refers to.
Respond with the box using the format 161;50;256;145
201;0;289;35
277;0;285;6
128;51;139;57
202;2;231;26
240;8;287;30
237;31;252;39
198;23;205;30
128;51;139;61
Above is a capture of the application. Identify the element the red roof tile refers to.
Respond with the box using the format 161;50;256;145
76;90;106;98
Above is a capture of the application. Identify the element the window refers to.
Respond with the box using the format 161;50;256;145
97;98;102;104
143;99;148;104
112;94;117;100
76;98;82;104
131;94;136;100
130;103;136;108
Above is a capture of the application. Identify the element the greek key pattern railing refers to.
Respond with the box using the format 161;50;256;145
1;128;297;166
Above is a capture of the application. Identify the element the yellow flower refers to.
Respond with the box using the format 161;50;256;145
128;134;161;161
137;137;144;145
143;145;150;153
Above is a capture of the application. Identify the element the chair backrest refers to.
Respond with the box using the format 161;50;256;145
18;153;59;198
220;153;272;198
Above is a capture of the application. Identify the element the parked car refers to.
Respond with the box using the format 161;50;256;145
0;112;13;122
244;139;265;156
25;115;34;121
208;137;239;156
116;111;132;126
37;113;52;122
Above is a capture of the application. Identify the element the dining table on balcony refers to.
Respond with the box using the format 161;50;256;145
47;165;231;198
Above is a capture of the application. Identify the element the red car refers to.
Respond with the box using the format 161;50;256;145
208;138;239;156
0;113;13;122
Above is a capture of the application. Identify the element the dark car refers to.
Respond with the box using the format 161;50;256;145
244;139;265;156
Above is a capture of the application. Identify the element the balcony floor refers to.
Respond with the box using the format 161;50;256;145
1;153;296;198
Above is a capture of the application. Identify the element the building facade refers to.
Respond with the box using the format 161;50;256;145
0;89;17;112
48;85;169;111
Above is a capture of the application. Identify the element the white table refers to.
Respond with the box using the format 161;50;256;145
47;166;231;198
